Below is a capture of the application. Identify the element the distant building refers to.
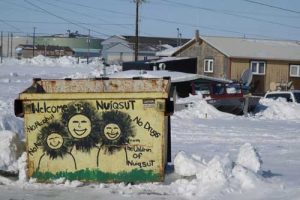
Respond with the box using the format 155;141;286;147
101;35;190;65
35;31;103;58
1;35;32;58
16;44;74;58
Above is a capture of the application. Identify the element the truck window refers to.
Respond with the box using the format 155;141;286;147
265;93;292;102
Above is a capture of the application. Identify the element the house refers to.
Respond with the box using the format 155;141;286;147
35;32;103;58
101;35;189;65
16;44;74;58
171;31;300;95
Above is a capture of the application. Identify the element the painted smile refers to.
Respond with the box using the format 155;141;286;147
106;132;120;139
73;128;87;136
50;141;61;147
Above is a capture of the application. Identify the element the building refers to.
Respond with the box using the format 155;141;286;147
16;44;74;58
1;35;32;58
35;32;103;58
171;31;300;94
101;35;189;65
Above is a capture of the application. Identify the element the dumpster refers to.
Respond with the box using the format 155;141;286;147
15;77;173;183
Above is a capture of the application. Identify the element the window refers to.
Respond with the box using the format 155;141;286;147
204;59;213;73
290;65;300;77
251;61;265;75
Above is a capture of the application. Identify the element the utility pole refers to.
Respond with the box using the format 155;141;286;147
179;33;182;46
10;32;13;57
0;31;3;63
33;27;36;58
7;32;9;57
134;0;145;61
87;29;90;64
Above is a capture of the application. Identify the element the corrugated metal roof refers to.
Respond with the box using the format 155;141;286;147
202;36;300;61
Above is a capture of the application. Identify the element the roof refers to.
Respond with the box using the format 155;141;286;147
109;70;231;83
18;44;74;52
175;36;300;61
123;36;190;47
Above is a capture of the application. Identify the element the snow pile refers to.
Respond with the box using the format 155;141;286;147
0;55;103;68
172;143;264;197
174;151;205;176
255;98;300;120
236;143;262;173
68;64;122;79
18;152;28;183
175;95;234;119
0;130;24;172
0;100;24;137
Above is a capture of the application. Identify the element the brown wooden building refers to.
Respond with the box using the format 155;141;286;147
171;31;300;94
16;44;74;58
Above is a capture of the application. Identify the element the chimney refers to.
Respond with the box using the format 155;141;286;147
195;30;200;42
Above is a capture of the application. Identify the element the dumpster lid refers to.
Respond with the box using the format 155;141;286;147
18;77;171;100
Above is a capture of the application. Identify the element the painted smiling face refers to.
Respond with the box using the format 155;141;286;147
68;114;92;139
46;133;63;150
104;123;121;140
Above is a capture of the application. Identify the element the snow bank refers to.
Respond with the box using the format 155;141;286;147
18;152;28;182
236;143;262;173
0;100;24;137
174;95;235;119
174;151;205;176
0;56;100;68
254;98;300;120
173;143;264;195
0;130;24;172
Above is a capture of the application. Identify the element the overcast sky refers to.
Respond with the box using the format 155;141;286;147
0;0;300;40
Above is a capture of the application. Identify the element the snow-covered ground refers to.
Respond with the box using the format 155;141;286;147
0;56;300;200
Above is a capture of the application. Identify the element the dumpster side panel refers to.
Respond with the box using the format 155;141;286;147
23;98;166;183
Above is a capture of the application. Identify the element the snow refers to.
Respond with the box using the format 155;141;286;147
236;143;262;173
254;98;300;120
0;130;23;172
0;56;300;199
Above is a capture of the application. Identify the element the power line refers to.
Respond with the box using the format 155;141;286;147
24;0;110;37
0;19;24;33
141;15;272;39
0;0;43;13
35;0;134;35
32;0;273;38
243;0;300;15
161;0;300;30
0;19;133;26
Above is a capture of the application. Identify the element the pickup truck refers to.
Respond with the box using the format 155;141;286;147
264;90;300;103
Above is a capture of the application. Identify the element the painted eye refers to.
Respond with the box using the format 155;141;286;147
73;120;79;123
81;120;87;123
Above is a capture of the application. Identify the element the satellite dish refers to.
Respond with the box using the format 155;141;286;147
240;68;253;87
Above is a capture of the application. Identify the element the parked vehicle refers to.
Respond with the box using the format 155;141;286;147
204;69;261;115
264;90;300;103
205;83;261;115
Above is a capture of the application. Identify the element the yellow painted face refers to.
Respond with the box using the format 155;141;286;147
46;133;63;149
68;114;92;139
104;123;121;140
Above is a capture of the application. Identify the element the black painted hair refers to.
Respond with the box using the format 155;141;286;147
37;121;71;159
61;101;103;152
100;110;135;154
